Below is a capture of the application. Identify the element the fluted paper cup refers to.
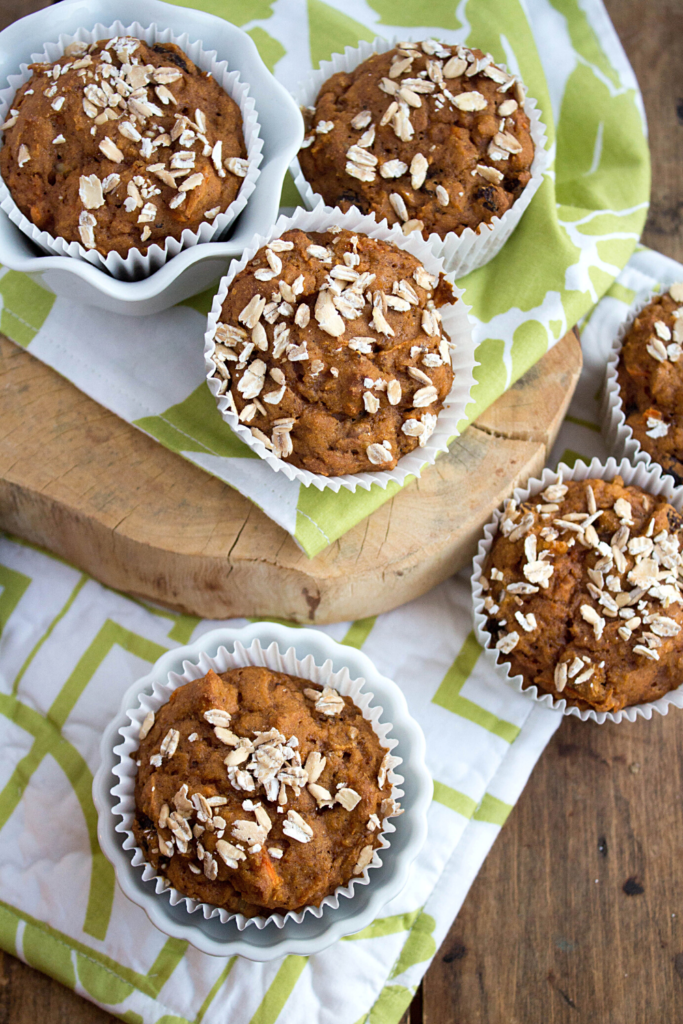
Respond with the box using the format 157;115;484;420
204;203;476;493
472;456;683;724
290;37;548;279
602;285;683;476
112;636;403;931
0;19;263;279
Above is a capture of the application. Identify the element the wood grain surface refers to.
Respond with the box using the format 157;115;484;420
0;330;580;623
630;0;683;265
0;0;680;1021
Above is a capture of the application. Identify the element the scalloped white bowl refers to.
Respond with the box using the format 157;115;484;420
0;0;303;316
92;622;431;960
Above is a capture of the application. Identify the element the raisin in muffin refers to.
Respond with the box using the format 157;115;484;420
208;226;457;475
617;284;683;483
481;476;683;713
298;40;534;240
133;666;401;916
0;35;247;257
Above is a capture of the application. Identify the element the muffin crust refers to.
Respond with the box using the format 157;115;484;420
617;283;683;482
0;35;247;257
133;666;400;916
209;226;456;476
482;477;683;713
298;40;534;240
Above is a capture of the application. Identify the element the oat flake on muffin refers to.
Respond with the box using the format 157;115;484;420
0;35;247;257
208;225;457;476
298;39;534;241
481;475;683;713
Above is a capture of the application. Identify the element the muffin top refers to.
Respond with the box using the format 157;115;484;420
617;283;683;483
298;40;534;241
209;226;456;476
481;476;683;713
133;666;400;916
0;36;247;257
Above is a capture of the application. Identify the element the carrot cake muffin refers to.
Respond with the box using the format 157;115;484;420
480;476;683;713
208;226;456;475
617;284;683;483
298;40;534;240
133;665;400;917
0;35;247;257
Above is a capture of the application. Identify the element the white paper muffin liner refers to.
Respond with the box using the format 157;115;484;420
205;204;476;493
111;636;403;931
472;455;683;724
0;20;263;280
289;37;549;279
602;285;683;473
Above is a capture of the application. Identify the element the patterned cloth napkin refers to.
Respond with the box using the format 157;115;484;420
0;243;679;1024
0;0;648;556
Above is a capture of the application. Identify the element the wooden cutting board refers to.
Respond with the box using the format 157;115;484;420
0;329;581;623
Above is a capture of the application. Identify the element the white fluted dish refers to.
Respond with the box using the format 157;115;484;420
0;0;303;315
92;622;431;960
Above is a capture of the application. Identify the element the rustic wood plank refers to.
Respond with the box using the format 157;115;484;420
0;0;50;32
424;712;683;1023
608;0;683;264
0;331;581;624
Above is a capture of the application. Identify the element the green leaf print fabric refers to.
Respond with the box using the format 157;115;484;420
0;0;649;556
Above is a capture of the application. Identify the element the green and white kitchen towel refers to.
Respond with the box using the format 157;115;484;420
0;529;562;1024
0;244;678;1024
0;0;649;557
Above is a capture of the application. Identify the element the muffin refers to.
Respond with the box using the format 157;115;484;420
480;476;683;713
298;40;534;241
0;35;248;257
132;665;400;917
207;225;456;475
616;284;683;482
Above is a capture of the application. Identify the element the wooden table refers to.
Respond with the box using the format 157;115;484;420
1;1;681;1021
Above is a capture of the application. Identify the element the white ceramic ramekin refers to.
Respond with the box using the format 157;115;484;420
290;37;549;279
472;456;683;724
93;622;431;960
0;21;263;279
114;637;402;931
0;0;303;315
204;204;476;493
